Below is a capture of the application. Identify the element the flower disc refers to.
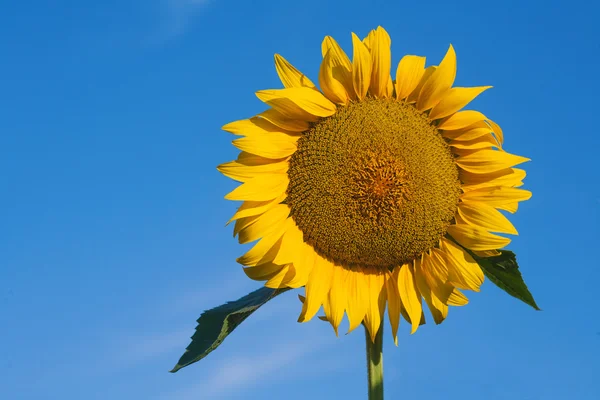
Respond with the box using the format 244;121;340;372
287;99;461;270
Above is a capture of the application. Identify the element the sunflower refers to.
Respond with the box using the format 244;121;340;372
218;26;531;343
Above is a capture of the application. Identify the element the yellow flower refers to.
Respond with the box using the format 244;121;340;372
218;26;531;343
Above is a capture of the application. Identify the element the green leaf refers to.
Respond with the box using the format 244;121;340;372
472;250;540;311
170;286;291;372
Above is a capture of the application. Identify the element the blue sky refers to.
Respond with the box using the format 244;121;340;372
1;0;599;399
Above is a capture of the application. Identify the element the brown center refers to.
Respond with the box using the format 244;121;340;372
286;98;462;270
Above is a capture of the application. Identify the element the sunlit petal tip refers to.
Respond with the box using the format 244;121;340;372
395;55;427;101
222;119;259;136
319;49;351;105
256;88;337;118
321;36;352;68
274;54;316;89
351;32;372;100
243;262;284;281
440;238;484;292
458;201;518;235
447;224;512;251
301;255;334;322
369;26;392;98
416;44;456;111
438;110;487;130
486;119;505;145
385;270;401;343
456;150;530;174
257;108;310;132
398;264;422;334
429;86;493;120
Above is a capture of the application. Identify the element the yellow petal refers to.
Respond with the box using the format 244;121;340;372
414;257;447;324
233;210;266;235
222;117;295;136
416;45;456;111
274;54;316;89
217;159;288;182
369;26;392;98
236;204;290;244
397;263;422;334
237;229;286;266
456;149;530;174
473;249;501;257
320;296;333;326
351;32;372;100
447;288;469;306
400;308;427;326
232;213;260;237
328;265;349;335
386;76;394;97
272;217;305;265
321;36;354;99
420;249;453;303
243;262;285;281
265;264;296;289
487;119;504;145
461;168;526;191
363;272;386;343
454;212;468;226
362;29;375;49
442;120;490;139
232;132;298;159
438;110;487;130
298;254;334;322
319;49;350;105
236;151;289;166
226;194;285;224
429;86;492;120
284;242;314;288
256;88;336;120
321;36;352;69
346;268;369;334
458;201;518;235
450;133;500;150
407;66;436;103
445;128;493;143
460;187;532;212
400;308;425;328
395;55;426;101
257;109;310;132
440;238;484;291
385;269;401;345
225;173;289;202
447;224;511;251
428;297;448;324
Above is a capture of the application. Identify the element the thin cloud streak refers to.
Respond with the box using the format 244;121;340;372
119;328;192;365
160;335;335;399
158;279;250;316
163;0;212;39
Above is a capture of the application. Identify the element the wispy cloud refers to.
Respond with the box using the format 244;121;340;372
159;279;251;317
160;335;335;399
163;0;212;39
119;328;193;365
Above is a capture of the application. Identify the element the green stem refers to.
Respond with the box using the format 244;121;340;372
365;322;384;400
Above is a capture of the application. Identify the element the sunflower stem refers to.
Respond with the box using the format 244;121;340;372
365;322;384;400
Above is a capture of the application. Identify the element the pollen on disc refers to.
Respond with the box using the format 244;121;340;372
286;98;461;270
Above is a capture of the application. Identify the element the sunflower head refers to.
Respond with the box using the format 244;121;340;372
218;26;531;342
